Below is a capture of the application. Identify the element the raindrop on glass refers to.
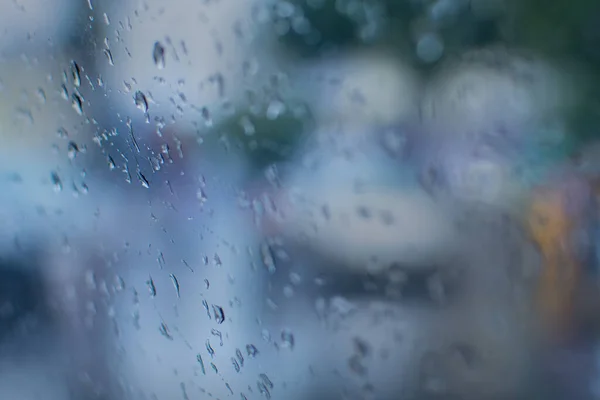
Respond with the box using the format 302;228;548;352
57;127;69;139
60;84;68;100
137;171;150;188
266;100;285;120
211;329;223;346
107;156;116;170
212;305;225;324
197;354;206;375
146;276;157;297
134;90;149;113
236;348;244;366
67;141;79;160
51;171;62;192
246;344;259;358
71;60;82;87
36;88;46;104
231;358;241;373
206;339;215;358
170;273;180;298
281;329;295;349
159;322;173;340
153;41;166;69
71;92;84;115
259;373;274;389
104;49;114;66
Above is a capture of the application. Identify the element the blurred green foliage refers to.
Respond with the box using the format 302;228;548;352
204;0;600;171
508;0;599;57
203;103;314;171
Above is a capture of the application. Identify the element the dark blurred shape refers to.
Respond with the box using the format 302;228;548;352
274;0;416;58
277;0;356;56
206;105;312;171
0;253;48;338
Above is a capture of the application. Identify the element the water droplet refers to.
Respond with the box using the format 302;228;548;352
71;60;82;87
84;269;97;290
137;171;150;188
416;33;444;64
353;337;371;357
103;13;110;25
242;59;259;77
71;92;84;115
202;299;211;320
134;90;149;113
257;381;271;399
381;128;405;154
104;49;114;66
204;279;210;289
330;296;357;316
107;156;116;170
67;141;79;159
197;188;208;205
261;329;272;342
180;382;189;400
231;358;241;372
239;116;255;136
280;329;295;349
283;285;294;298
260;373;273;389
123;81;132;93
147;276;157;297
51;171;62;192
159;322;173;340
246;344;259;358
206;339;215;358
261;243;276;273
200;107;213;127
212;305;225;324
114;275;126;291
170;274;180;298
57;127;68;139
36;88;46;104
348;354;367;376
153;41;166;69
197;354;206;375
16;108;33;124
236;348;244;366
212;329;223;346
266;100;285;120
60;84;69;100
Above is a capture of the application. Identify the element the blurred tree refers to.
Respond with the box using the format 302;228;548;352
201;100;314;172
